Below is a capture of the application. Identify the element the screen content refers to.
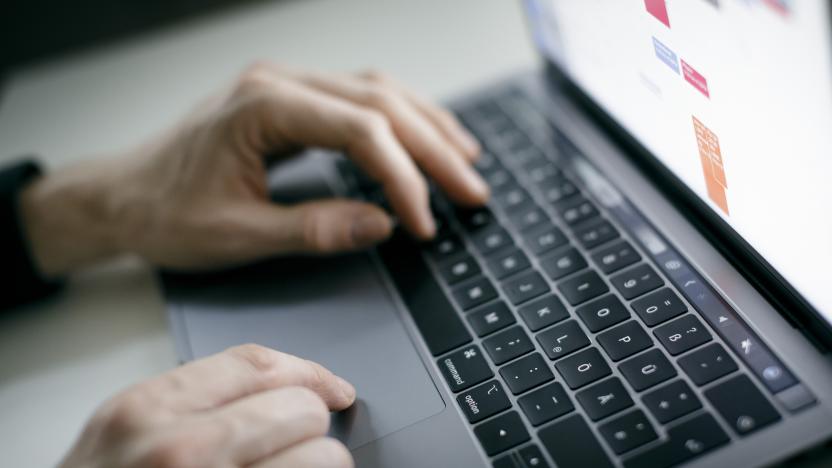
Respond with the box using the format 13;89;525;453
526;0;832;322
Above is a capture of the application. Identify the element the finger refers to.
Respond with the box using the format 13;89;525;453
278;69;488;207
206;386;332;465
361;70;481;161
231;66;435;238
134;344;356;413
248;437;353;468
235;198;394;256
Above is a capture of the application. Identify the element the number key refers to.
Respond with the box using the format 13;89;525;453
631;288;687;326
610;264;664;300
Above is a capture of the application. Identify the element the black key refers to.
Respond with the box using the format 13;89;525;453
510;206;549;232
474;151;502;174
483;326;535;365
557;270;609;305
497;187;534;212
518;382;574;426
475;411;531;456
453;276;498;311
597;321;653;361
623;413;729;468
518;294;569;332
642;379;702;423
457;206;497;233
485;168;516;193
528;161;561;185
488;248;532;279
555;197;599;226
428;234;465;262
631;287;687;326
467;301;515;337
599;410;658;454
439;254;481;285
619;349;677;391
539;414;614;468
556;348;612;389
540;247;587;281
456;380;512;423
523;225;569;256
492;454;519;468
574;219;619;249
705;374;781;436
500;353;554;394
379;234;472;355
610;264;664;300
518;445;551;468
591;240;641;274
536;320;590;360
502;270;550;305
654;314;711;355
575;294;629;332
576;377;634;421
438;345;493;392
538;176;579;204
678;343;738;385
473;226;515;257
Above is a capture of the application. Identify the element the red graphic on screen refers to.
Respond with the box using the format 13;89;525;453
645;0;670;28
681;60;710;98
693;116;729;215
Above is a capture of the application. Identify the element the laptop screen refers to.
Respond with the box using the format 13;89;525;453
525;1;832;323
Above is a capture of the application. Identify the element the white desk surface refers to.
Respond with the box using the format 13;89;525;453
1;1;828;467
0;1;535;465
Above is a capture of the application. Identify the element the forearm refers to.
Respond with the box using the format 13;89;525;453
18;158;136;277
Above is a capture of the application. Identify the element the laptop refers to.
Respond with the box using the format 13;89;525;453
162;1;832;467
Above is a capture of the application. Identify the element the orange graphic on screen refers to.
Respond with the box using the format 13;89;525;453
692;116;729;215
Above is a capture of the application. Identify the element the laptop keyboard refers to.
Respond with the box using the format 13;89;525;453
336;87;816;468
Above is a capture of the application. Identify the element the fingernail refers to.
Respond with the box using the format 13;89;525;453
336;376;356;402
467;169;491;201
351;213;392;247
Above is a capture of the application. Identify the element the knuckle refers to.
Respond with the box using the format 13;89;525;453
363;85;397;111
283;386;330;430
351;110;391;143
361;68;390;84
100;391;147;433
228;343;282;375
142;438;204;468
313;437;354;468
436;108;459;126
300;207;335;253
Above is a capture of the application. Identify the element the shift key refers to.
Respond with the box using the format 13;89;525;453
438;345;493;392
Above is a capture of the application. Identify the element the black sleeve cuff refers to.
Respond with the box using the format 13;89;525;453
0;159;63;309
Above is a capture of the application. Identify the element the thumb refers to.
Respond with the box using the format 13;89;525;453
262;199;394;255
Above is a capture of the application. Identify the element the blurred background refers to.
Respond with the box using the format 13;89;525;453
0;1;535;466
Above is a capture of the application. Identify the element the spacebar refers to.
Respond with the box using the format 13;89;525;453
377;232;472;356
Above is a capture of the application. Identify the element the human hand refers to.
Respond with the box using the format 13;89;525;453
20;64;487;275
59;344;356;468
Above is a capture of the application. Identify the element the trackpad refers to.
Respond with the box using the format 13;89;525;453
168;253;445;449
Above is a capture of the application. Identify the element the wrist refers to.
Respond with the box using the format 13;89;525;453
19;159;133;276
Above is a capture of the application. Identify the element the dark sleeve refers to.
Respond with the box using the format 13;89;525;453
0;160;63;309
